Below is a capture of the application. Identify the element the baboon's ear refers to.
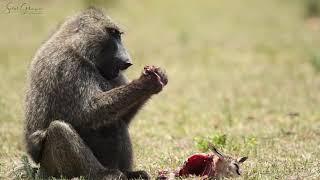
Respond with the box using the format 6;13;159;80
208;143;225;158
237;157;248;163
75;18;84;32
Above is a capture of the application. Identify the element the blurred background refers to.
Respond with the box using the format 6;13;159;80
0;0;320;179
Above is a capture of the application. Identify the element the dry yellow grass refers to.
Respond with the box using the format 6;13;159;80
0;0;320;179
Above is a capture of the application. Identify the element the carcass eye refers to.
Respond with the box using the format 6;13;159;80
234;163;241;175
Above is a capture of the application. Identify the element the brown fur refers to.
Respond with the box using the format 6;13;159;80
24;7;167;179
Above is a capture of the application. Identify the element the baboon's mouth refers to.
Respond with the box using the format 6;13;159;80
99;69;119;80
110;70;119;79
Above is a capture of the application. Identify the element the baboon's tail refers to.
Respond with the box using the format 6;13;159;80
27;130;47;163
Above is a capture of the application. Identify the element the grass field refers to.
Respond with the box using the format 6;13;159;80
0;0;320;179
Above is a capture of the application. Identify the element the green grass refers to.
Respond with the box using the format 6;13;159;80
310;51;320;72
1;0;320;179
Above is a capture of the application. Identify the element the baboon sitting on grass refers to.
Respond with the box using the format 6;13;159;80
24;7;168;179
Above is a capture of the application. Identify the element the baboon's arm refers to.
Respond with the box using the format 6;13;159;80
81;65;167;127
108;73;148;124
89;79;153;123
121;97;149;124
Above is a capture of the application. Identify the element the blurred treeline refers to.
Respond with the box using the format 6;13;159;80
305;0;320;17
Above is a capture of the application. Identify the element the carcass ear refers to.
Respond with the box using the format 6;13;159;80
208;143;224;158
237;157;248;163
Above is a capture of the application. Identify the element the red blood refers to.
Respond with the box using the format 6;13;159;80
178;153;214;177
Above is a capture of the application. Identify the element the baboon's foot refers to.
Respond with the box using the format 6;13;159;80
99;169;127;180
125;170;150;180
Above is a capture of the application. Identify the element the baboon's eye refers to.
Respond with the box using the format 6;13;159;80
107;28;122;38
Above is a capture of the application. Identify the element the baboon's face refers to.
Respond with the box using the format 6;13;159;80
68;8;132;80
95;27;132;80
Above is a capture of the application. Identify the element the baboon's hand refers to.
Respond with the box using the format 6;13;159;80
139;65;168;93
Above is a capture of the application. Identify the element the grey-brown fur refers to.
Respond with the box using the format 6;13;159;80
24;7;168;179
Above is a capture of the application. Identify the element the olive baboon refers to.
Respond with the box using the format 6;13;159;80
24;7;168;179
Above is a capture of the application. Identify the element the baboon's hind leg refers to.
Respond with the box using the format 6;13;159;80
40;120;126;179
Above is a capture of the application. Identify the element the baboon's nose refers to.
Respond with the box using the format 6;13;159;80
119;60;132;70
